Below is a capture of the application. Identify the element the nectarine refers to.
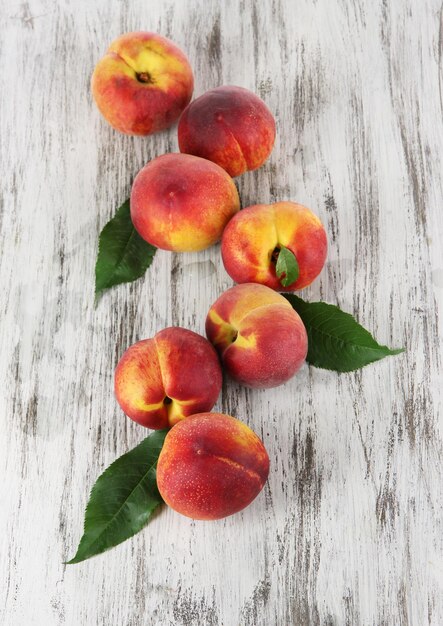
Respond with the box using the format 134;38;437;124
157;412;270;520
92;32;194;135
130;153;240;251
178;86;276;177
221;201;327;290
114;328;222;429
206;283;307;388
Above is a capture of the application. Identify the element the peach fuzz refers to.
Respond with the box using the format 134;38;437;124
178;86;276;177
221;201;327;291
206;284;308;389
156;413;269;520
130;153;240;252
114;327;222;430
91;32;194;135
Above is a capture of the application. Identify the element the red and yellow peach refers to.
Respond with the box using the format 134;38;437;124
130;153;240;251
114;327;222;430
206;283;307;388
157;412;270;520
178;86;276;177
91;32;194;135
221;201;327;290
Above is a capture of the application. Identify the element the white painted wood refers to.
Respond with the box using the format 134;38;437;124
1;0;442;624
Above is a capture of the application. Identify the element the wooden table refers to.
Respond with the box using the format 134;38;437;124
2;1;442;624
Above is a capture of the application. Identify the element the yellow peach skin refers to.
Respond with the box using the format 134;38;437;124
157;413;270;520
91;32;194;135
114;328;222;429
130;153;240;251
221;201;327;290
206;283;308;388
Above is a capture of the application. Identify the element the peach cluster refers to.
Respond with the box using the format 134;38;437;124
94;31;329;522
115;329;270;520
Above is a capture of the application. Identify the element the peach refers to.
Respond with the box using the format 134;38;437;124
114;327;222;429
178;86;276;177
130;153;240;251
221;201;327;290
206;283;307;388
91;32;194;135
156;413;269;520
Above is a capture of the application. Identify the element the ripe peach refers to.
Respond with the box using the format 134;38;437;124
91;32;194;135
130;153;240;251
114;328;222;429
206;283;307;388
178;86;276;177
221;201;327;290
157;412;270;520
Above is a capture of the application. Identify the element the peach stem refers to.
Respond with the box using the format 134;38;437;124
136;72;153;84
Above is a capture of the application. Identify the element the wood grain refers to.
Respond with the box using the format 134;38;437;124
1;0;442;624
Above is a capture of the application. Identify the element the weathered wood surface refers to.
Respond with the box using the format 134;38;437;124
1;0;442;624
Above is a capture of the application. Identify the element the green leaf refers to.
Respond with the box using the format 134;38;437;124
95;199;156;299
66;430;168;564
275;246;299;287
284;294;404;372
